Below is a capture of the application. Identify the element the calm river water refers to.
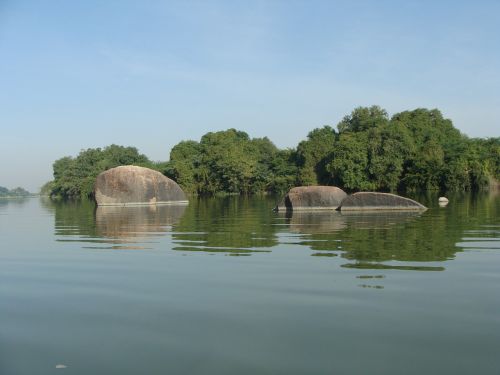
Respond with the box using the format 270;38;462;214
1;193;499;374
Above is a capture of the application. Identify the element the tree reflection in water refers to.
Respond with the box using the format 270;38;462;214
46;192;499;267
282;191;499;271
49;199;186;250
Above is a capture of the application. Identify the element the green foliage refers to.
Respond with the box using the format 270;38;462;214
165;140;202;193
46;107;499;200
295;126;337;185
391;108;491;191
328;132;373;190
166;129;297;195
323;106;495;192
337;105;389;133
325;108;411;192
199;129;257;194
367;124;412;191
49;145;151;199
40;181;55;196
0;186;32;197
266;149;299;193
469;137;500;181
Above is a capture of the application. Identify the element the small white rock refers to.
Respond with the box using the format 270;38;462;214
55;364;67;369
438;197;449;203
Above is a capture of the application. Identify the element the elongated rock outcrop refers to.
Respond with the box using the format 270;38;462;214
339;192;426;211
94;165;188;206
275;186;347;211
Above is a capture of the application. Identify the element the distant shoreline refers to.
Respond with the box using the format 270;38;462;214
0;194;38;199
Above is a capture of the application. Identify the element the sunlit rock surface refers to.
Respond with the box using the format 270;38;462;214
94;165;188;206
276;186;347;211
339;192;426;211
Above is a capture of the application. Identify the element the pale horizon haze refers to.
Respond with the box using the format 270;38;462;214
1;0;499;192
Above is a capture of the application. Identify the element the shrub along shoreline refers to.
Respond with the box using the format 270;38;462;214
43;106;500;200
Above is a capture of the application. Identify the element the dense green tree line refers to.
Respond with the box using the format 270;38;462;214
45;145;165;199
297;106;499;192
45;107;499;199
0;186;32;197
163;129;297;195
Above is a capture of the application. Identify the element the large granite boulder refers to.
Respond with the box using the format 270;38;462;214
339;192;426;211
275;186;347;211
94;165;188;206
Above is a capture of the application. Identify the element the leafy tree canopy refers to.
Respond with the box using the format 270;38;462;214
0;186;32;197
49;145;153;199
45;107;499;199
165;129;296;195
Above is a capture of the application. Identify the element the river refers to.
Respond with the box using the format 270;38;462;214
1;193;499;374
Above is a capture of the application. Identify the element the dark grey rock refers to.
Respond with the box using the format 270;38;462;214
276;186;347;211
94;165;188;206
339;192;426;211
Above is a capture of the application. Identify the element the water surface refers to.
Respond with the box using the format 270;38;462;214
1;193;499;374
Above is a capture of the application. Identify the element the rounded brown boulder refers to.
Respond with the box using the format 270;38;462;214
94;165;188;206
275;186;347;211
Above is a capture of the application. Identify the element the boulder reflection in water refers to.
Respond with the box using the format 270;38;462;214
95;205;187;239
339;210;423;229
284;211;347;233
283;210;422;234
282;210;434;266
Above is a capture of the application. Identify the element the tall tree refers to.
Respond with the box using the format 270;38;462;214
337;105;389;133
295;126;336;185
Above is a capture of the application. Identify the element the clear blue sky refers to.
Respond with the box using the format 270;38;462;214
1;0;499;192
